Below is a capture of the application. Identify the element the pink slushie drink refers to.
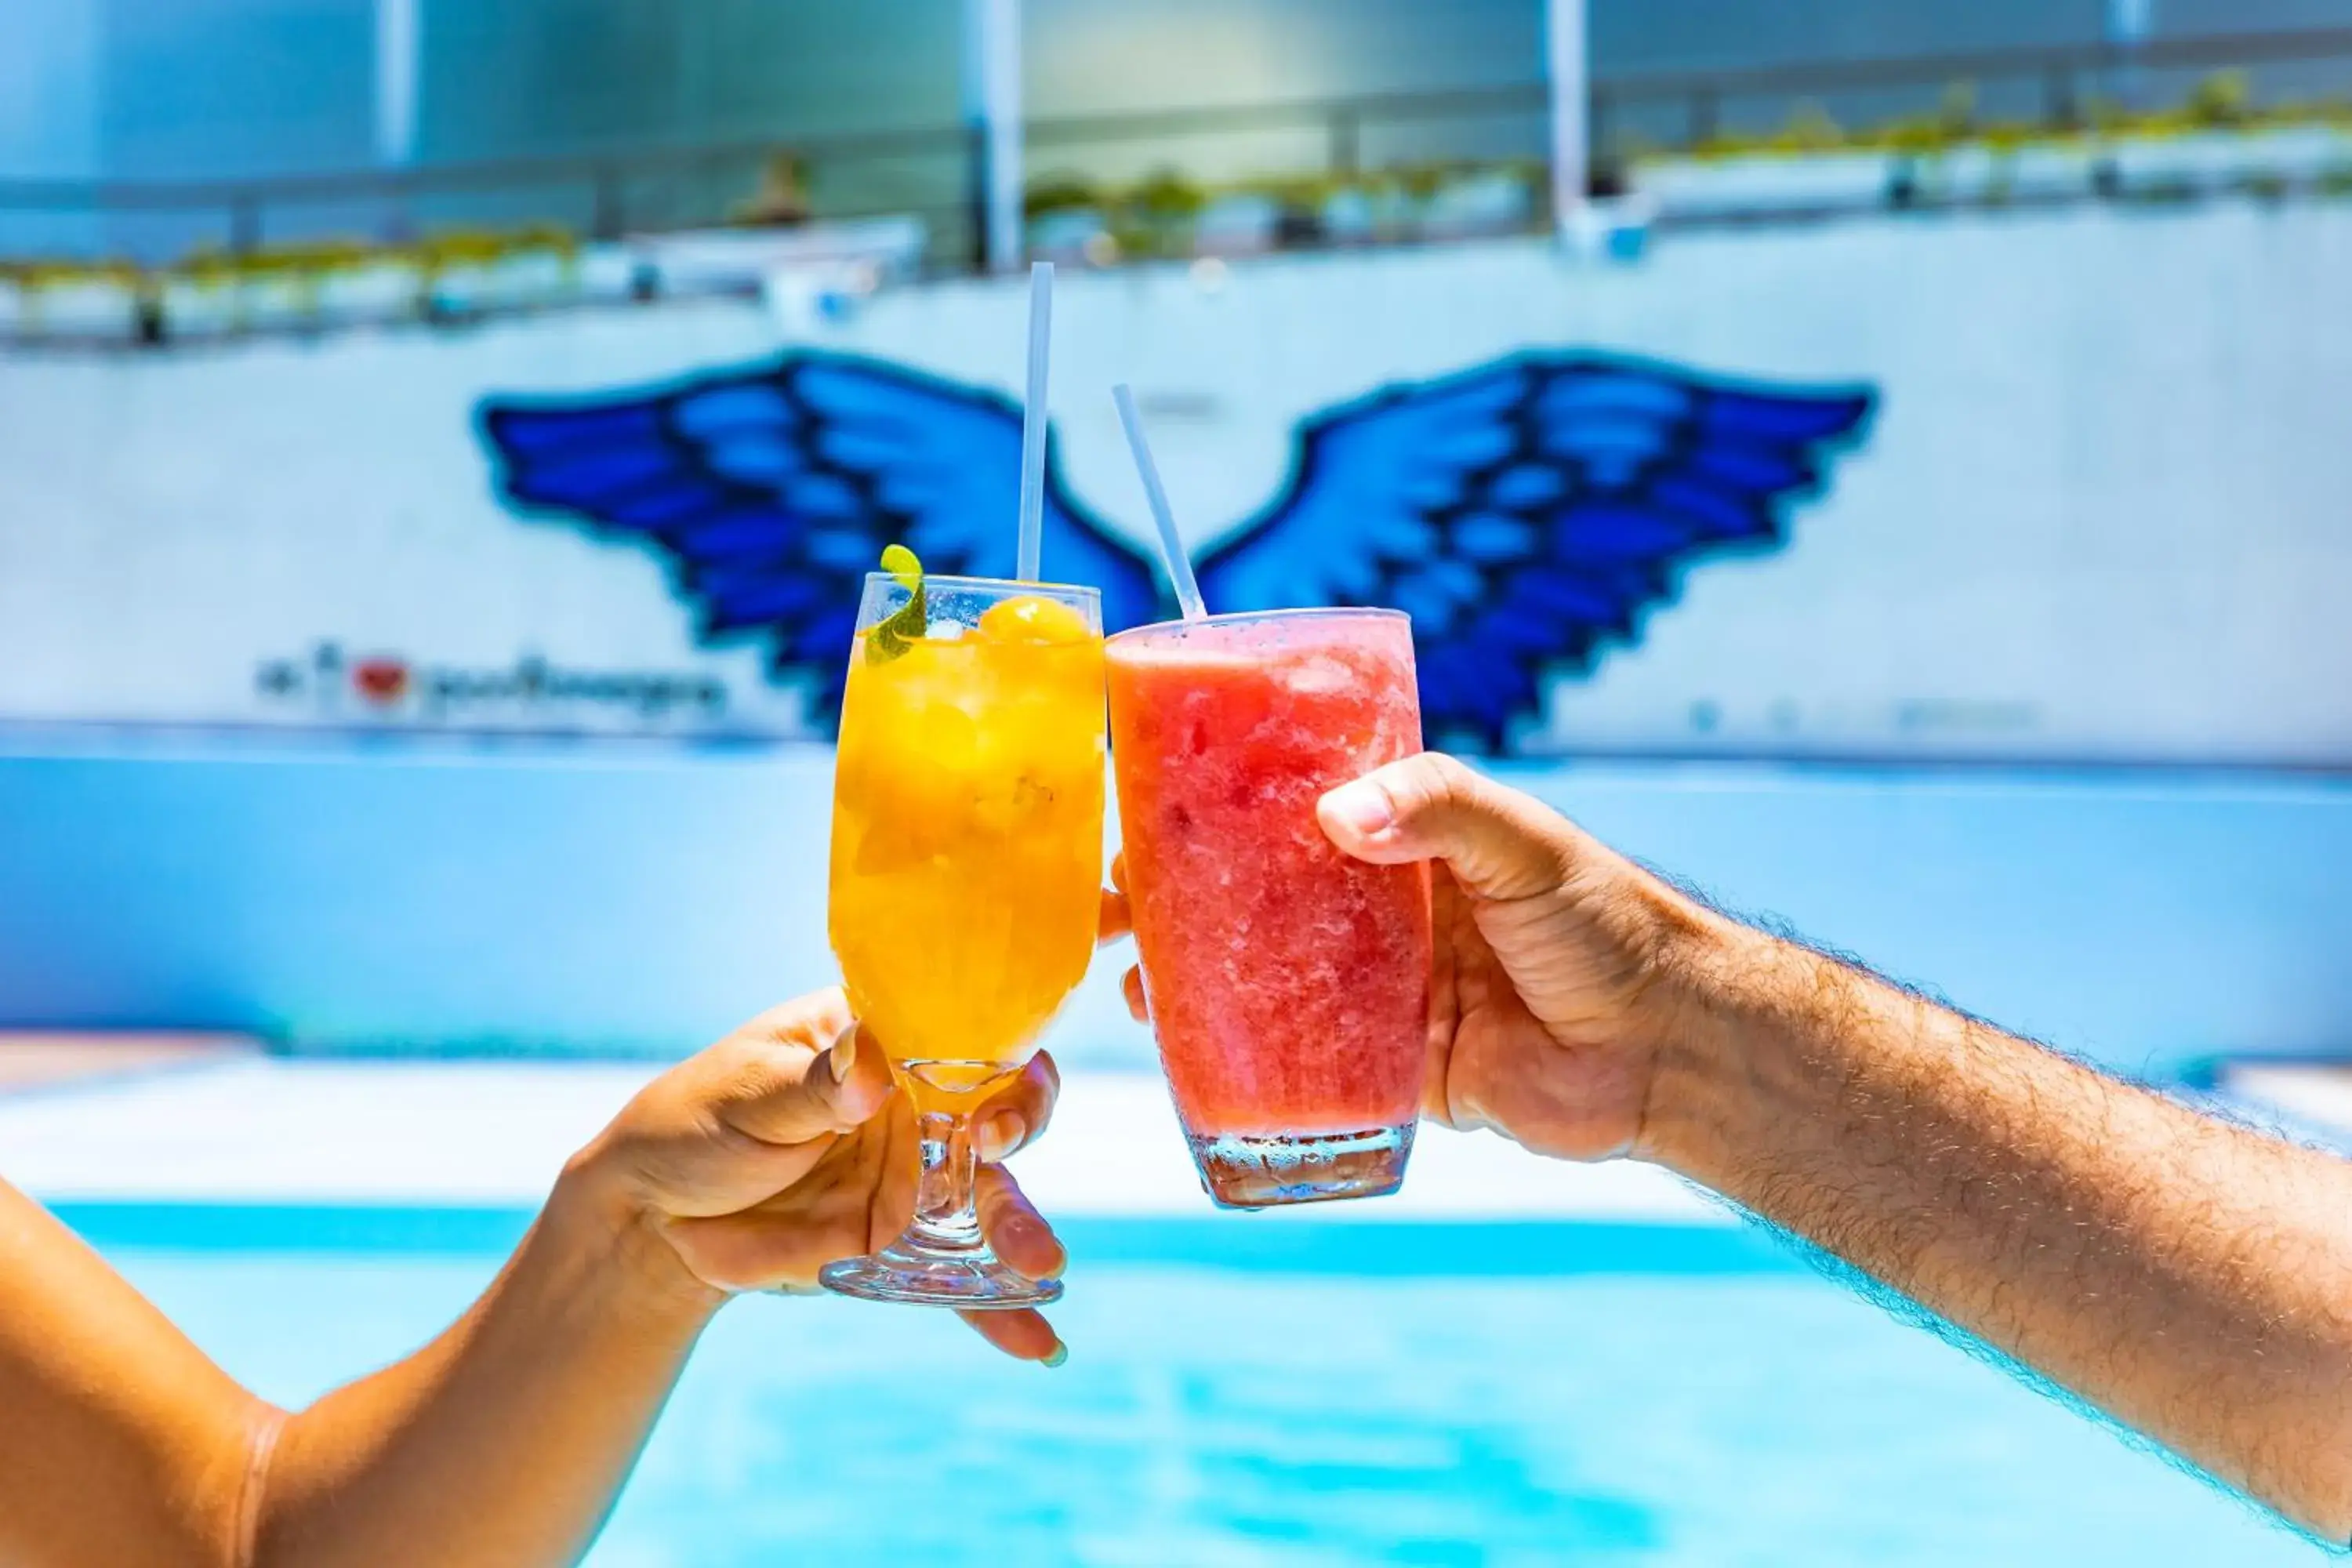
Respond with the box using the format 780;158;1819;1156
1106;608;1432;1207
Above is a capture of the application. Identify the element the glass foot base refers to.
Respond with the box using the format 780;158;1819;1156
818;1242;1063;1310
1188;1123;1415;1210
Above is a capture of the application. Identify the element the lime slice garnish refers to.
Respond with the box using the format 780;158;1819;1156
867;544;927;664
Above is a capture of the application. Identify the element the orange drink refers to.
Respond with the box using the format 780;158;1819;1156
820;565;1104;1308
829;584;1105;1102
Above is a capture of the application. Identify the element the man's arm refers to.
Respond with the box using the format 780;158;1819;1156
1650;916;2352;1539
1304;753;2352;1542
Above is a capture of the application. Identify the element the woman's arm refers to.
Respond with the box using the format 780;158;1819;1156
0;1178;272;1566
246;1162;716;1568
0;991;1065;1568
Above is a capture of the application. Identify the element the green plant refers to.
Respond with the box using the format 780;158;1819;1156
173;247;238;291
2081;94;2129;136
514;223;579;260
1395;163;1447;200
1938;81;1978;138
1770;100;1842;153
1879;114;1951;157
1114;166;1208;257
1871;83;1974;158
1022;174;1102;219
1129;166;1205;218
1688;131;1755;161
2185;70;2252;129
1102;220;1152;259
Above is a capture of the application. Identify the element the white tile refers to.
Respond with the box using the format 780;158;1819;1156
0;1059;638;1202
0;1058;1723;1223
2219;1063;2352;1137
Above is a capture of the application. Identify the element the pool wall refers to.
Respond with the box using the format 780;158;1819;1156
2;738;2344;1073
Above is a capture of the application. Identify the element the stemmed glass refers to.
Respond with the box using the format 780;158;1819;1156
819;572;1105;1306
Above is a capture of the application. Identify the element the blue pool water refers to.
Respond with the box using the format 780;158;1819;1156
79;1212;2328;1566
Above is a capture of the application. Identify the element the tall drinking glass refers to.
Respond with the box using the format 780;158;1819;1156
1106;608;1432;1208
820;572;1105;1306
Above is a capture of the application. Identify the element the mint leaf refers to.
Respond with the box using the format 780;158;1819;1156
866;545;927;665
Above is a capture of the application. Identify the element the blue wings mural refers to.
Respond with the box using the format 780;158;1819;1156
480;350;1874;750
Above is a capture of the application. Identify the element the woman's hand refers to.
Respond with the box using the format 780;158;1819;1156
570;989;1066;1363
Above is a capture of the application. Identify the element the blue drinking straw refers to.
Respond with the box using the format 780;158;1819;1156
1015;262;1053;582
1111;383;1207;621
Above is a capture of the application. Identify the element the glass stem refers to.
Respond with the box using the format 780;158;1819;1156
902;1109;985;1255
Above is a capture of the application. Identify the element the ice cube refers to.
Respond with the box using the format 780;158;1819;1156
1283;654;1355;696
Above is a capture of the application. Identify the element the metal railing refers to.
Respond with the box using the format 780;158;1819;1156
0;123;985;270
1026;82;1552;182
1;25;2348;276
1591;24;2352;148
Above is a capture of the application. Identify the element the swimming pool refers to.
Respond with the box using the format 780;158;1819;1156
69;1207;2325;1566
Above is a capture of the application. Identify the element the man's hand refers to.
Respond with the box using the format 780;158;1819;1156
1317;752;1714;1161
1112;750;1704;1164
572;989;1065;1363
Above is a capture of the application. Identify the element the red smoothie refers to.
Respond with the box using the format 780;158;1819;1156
1106;608;1431;1206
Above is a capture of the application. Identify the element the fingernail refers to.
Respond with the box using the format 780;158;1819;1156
1041;1341;1069;1369
1321;779;1395;839
975;1111;1024;1163
828;1022;859;1083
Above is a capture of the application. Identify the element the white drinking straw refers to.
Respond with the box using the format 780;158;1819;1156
1015;261;1054;583
1111;383;1207;622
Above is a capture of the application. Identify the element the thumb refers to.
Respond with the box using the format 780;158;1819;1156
716;1018;896;1147
1317;752;1575;902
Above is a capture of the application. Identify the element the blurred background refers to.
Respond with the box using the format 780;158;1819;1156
3;1;2350;1563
